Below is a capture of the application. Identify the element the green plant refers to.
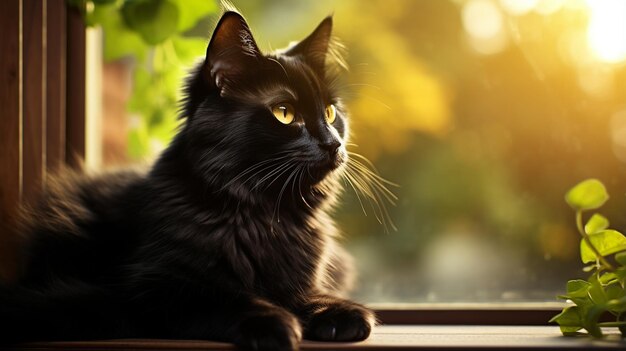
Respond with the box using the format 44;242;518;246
69;0;217;158
550;179;626;337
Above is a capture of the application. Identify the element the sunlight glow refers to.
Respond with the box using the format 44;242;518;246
462;0;507;55
586;0;626;63
534;0;566;15
499;0;540;16
462;0;503;40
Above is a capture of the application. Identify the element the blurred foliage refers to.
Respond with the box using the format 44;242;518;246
69;0;217;158
332;3;455;158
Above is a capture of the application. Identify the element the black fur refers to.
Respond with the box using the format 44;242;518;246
0;11;374;350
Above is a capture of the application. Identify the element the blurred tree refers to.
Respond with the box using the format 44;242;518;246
70;0;217;158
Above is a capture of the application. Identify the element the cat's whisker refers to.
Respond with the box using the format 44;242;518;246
347;162;398;203
290;164;302;200
347;163;396;211
297;166;313;210
346;151;378;172
344;168;384;225
272;163;301;226
349;166;397;233
248;160;290;187
350;175;391;232
347;154;399;189
342;151;398;233
350;171;398;207
341;171;367;216
253;161;295;192
222;152;292;190
223;159;279;189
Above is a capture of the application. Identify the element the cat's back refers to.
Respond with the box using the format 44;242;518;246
17;168;148;286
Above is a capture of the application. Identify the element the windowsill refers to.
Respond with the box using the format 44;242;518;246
12;326;626;350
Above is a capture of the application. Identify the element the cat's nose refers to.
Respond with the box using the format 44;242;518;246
319;140;341;155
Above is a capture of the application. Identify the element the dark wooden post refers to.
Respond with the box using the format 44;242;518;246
0;0;24;281
0;0;86;281
22;0;46;203
47;0;68;173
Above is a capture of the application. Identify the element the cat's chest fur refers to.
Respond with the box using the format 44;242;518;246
148;191;331;302
209;205;326;296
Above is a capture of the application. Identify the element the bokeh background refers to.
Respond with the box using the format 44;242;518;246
86;0;626;303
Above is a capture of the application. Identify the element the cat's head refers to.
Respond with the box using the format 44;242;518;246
180;11;348;200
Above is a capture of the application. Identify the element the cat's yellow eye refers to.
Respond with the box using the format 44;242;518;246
325;104;337;124
272;103;295;124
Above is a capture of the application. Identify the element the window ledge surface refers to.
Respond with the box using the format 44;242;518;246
11;326;626;350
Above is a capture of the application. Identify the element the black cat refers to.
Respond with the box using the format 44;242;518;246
0;10;376;351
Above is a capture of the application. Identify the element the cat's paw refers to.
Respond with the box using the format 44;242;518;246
304;301;375;342
235;311;302;351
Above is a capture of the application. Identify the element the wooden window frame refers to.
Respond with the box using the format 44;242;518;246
0;0;85;280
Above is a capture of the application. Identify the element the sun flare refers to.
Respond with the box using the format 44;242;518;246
586;0;626;63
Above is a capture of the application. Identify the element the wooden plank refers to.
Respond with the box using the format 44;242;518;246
10;326;626;350
0;0;23;281
46;0;66;174
65;5;86;168
22;0;46;202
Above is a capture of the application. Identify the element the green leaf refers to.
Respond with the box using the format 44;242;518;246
605;282;626;302
616;252;626;266
85;1;114;27
565;179;609;211
583;304;605;338
95;3;149;61
584;213;609;234
580;230;626;263
171;0;217;32
588;274;608;306
549;306;581;325
606;283;626;315
599;272;618;285
607;301;626;314
550;306;583;335
566;280;591;298
616;267;626;284
122;0;180;45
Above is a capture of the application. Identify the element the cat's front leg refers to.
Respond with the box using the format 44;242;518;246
157;291;301;351
297;294;376;342
232;298;302;351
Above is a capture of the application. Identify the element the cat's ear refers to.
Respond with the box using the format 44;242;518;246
284;16;333;73
204;11;261;93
